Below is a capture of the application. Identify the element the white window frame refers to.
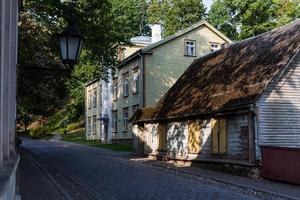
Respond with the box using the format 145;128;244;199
92;115;97;135
210;42;221;52
112;111;118;133
123;108;128;132
184;40;196;56
113;79;118;101
93;88;97;108
123;73;129;98
88;117;92;135
99;85;102;106
132;67;139;94
132;104;139;116
88;90;92;109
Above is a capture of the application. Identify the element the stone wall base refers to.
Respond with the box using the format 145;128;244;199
148;154;261;179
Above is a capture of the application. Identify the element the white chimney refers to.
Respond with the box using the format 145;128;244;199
151;23;162;43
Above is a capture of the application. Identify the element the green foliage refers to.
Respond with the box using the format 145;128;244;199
148;0;206;36
208;0;300;40
29;126;46;139
61;131;133;151
66;121;84;132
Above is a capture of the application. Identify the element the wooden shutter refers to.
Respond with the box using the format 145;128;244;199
219;119;227;154
188;121;202;153
211;119;219;154
158;123;167;150
211;118;227;154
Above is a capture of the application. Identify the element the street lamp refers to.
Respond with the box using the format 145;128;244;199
59;23;83;66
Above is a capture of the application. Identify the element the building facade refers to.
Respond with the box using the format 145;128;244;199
131;20;300;183
85;21;232;144
0;0;20;199
113;21;231;143
84;37;151;143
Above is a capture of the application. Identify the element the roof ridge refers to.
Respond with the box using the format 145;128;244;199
227;19;300;48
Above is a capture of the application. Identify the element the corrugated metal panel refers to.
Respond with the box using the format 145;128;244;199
261;146;300;184
258;52;300;148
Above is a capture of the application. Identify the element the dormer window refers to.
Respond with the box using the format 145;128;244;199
210;42;221;52
184;40;196;56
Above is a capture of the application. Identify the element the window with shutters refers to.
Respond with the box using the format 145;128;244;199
211;118;227;154
188;121;202;153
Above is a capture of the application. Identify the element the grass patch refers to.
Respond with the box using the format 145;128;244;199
61;130;132;152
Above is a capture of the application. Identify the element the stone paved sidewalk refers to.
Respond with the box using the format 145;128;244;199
133;158;300;200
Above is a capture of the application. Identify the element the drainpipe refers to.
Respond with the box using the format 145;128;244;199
249;104;258;164
137;50;145;108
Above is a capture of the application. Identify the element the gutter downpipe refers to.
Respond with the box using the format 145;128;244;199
249;104;258;165
137;50;145;108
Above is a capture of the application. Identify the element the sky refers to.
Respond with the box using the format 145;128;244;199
203;0;213;11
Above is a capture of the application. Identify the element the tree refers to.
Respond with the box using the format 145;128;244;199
208;0;300;40
148;0;206;37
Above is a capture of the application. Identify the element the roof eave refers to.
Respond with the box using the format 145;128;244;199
132;103;255;124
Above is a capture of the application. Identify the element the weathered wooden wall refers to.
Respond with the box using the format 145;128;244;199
141;114;250;163
258;52;300;149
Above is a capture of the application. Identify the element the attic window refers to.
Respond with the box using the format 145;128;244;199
210;42;221;52
184;40;196;56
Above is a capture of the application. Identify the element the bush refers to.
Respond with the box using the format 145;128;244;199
66;121;84;132
29;127;46;139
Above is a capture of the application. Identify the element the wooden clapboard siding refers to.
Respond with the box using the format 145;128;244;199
258;52;300;148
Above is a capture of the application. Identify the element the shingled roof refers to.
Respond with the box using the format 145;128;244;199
132;20;300;123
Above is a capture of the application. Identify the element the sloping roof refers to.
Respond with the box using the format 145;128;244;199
118;20;232;68
130;36;152;45
132;20;300;123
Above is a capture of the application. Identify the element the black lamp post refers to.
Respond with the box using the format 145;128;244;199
59;23;83;66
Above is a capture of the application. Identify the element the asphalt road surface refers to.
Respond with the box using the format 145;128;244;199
20;137;260;200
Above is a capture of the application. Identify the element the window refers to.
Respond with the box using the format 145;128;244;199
113;79;118;101
88;90;92;109
112;111;118;133
184;40;196;56
132;68;139;94
93;88;97;107
211;118;227;154
210;42;221;52
132;104;139;116
123;72;129;97
92;115;97;135
99;85;102;106
123;108;129;132
87;117;92;135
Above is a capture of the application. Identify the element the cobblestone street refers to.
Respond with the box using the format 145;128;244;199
20;138;262;200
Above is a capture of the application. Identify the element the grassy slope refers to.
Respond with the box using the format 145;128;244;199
61;129;132;152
